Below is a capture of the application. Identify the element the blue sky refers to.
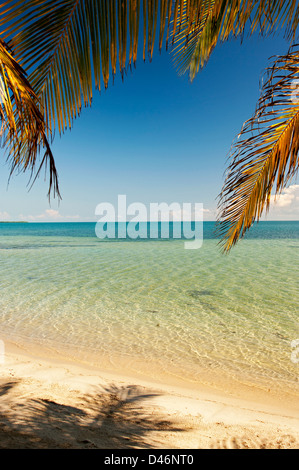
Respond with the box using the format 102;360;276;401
0;32;298;222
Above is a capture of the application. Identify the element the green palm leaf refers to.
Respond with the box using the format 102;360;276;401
216;44;299;252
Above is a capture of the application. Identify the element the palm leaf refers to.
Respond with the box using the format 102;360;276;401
172;0;249;78
1;0;253;137
0;0;180;138
216;44;299;252
172;0;299;81
2;0;299;136
0;0;184;196
0;37;60;199
1;0;299;204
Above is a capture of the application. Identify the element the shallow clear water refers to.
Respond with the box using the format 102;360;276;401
0;221;298;393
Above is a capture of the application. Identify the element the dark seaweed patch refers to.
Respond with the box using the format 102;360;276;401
188;289;214;298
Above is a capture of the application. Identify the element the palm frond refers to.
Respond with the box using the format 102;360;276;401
250;0;299;40
0;0;178;138
172;0;250;78
0;0;185;195
1;0;299;203
0;37;60;199
216;44;299;252
2;0;299;136
172;0;299;81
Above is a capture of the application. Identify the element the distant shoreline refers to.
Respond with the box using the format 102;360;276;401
0;221;28;223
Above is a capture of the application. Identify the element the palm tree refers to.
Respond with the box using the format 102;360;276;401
0;0;298;250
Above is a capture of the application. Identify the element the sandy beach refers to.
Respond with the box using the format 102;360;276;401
0;339;298;449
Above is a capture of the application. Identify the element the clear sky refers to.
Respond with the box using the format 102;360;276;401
0;31;298;222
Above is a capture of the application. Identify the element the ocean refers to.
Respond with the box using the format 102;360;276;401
0;221;298;395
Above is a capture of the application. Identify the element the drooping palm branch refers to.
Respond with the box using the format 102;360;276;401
0;0;222;198
0;37;60;199
216;44;299;252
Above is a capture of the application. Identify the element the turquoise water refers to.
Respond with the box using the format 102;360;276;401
0;221;298;394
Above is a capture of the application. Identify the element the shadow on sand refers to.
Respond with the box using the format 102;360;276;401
0;380;184;449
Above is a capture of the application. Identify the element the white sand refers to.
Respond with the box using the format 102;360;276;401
0;339;298;449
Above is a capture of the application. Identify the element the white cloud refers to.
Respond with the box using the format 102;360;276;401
0;211;10;221
266;184;299;219
19;210;80;222
45;209;62;219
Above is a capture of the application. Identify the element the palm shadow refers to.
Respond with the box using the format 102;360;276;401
0;380;17;397
0;380;185;448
